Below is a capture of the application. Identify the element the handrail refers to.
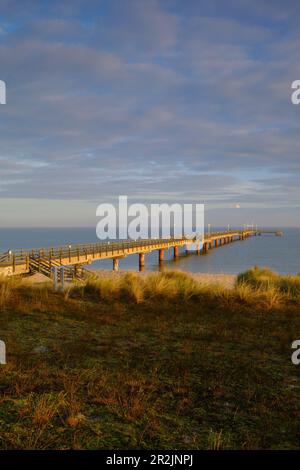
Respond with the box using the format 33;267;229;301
0;231;257;266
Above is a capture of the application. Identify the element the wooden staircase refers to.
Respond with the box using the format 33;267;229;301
29;256;89;281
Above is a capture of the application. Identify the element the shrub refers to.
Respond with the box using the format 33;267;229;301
236;266;279;289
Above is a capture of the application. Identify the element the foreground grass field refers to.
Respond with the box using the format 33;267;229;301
0;268;300;450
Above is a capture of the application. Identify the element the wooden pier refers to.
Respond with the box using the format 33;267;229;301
0;229;280;280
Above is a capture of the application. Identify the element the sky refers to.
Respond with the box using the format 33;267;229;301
0;0;300;227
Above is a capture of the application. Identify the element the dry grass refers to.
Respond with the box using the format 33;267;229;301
0;268;300;449
236;266;300;301
69;268;300;307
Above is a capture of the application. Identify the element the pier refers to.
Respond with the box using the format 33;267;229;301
0;229;281;280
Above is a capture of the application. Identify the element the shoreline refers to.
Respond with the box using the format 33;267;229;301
25;269;237;288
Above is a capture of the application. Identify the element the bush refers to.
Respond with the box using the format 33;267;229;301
236;266;279;289
277;275;300;299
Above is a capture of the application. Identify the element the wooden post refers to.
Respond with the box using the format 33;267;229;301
159;249;164;262
173;246;179;258
60;267;65;291
52;266;58;291
139;253;145;271
113;258;119;272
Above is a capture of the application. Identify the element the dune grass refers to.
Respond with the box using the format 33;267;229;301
0;269;300;449
236;266;300;300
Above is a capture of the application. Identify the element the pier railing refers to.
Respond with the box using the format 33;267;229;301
0;237;190;267
0;231;253;267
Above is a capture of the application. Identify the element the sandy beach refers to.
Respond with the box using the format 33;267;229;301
25;269;236;289
91;269;236;287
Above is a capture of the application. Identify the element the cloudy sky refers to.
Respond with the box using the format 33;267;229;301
0;0;300;227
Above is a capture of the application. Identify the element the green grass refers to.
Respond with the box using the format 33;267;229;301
0;269;300;449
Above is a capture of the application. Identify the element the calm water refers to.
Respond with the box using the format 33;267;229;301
0;227;298;275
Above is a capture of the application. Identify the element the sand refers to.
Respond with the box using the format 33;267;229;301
89;269;236;288
23;269;236;288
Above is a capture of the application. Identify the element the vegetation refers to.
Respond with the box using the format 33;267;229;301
237;266;300;299
0;269;300;449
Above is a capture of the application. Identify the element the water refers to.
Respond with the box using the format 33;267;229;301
0;227;298;275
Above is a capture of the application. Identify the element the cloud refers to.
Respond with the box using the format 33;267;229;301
0;0;299;226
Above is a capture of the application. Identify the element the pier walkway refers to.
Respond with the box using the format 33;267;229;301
0;229;280;279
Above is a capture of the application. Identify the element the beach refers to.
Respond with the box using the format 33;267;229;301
26;269;237;288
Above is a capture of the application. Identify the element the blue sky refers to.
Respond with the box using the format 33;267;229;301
0;0;300;227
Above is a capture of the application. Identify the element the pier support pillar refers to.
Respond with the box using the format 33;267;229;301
159;249;164;262
60;267;65;291
113;258;119;272
139;253;145;271
203;242;208;254
173;246;179;259
52;267;58;291
215;239;218;248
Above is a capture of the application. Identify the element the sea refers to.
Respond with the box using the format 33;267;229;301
0;227;298;275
